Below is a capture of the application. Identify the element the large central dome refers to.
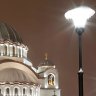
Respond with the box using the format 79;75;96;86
0;22;23;44
0;22;28;58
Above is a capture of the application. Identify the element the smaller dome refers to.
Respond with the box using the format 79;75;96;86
39;53;54;66
40;59;54;66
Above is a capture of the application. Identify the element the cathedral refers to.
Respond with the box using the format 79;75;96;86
0;22;61;96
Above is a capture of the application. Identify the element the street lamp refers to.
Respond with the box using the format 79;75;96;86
64;6;95;96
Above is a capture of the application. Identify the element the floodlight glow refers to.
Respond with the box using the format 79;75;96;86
65;6;95;28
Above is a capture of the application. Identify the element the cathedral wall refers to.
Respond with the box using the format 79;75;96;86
40;89;61;96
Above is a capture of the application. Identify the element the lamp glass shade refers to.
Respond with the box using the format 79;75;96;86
65;6;95;28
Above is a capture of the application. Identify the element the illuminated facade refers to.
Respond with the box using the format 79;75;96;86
0;22;60;96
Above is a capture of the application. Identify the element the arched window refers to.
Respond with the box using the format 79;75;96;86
4;45;7;55
23;88;27;96
22;48;25;58
13;46;15;56
0;89;3;96
48;74;55;86
0;89;1;94
0;89;2;95
14;88;19;96
23;88;25;95
6;88;10;96
30;89;32;96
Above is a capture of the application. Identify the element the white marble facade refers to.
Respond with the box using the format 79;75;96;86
0;83;40;96
0;22;61;96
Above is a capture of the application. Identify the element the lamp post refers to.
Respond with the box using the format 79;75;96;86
64;6;95;96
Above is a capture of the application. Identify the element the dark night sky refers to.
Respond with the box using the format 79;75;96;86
0;0;96;96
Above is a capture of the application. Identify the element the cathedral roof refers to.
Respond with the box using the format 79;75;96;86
0;60;39;84
0;68;33;82
0;22;23;44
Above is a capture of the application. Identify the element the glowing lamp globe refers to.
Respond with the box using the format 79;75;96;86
65;6;95;28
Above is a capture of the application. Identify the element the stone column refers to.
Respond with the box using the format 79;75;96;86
9;45;13;56
0;44;4;56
